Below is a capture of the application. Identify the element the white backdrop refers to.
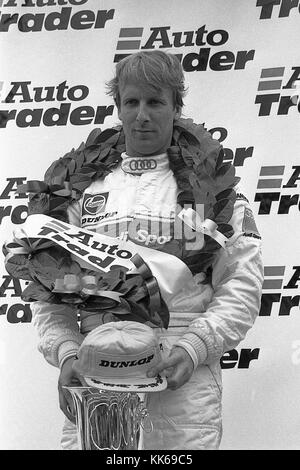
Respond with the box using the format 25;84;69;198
1;0;300;450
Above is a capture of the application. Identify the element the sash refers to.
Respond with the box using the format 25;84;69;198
7;214;194;305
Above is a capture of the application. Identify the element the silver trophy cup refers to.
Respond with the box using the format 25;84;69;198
65;386;152;450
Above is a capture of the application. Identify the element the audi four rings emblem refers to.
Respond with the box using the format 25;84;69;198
129;159;157;171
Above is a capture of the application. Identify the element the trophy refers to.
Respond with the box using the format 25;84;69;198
64;387;152;450
66;321;167;450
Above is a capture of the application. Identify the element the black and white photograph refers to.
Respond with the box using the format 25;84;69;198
0;0;299;453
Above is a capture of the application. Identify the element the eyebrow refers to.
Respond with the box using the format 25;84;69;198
121;92;166;101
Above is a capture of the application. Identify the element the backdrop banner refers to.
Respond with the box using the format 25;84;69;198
1;0;299;450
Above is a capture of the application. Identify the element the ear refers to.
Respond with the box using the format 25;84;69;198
174;106;182;121
117;106;122;122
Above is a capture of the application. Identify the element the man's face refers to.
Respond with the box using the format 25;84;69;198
118;81;181;157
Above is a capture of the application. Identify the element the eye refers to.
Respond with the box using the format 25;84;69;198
149;99;162;106
124;98;138;106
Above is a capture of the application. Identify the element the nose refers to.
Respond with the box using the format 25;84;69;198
136;103;150;123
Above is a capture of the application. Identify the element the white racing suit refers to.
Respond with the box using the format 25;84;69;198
32;152;264;450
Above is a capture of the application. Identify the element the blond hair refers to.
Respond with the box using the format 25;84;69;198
106;50;187;109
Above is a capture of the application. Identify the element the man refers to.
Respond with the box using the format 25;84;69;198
31;50;263;450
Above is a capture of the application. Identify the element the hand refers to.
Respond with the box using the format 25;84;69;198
147;346;194;390
58;356;86;423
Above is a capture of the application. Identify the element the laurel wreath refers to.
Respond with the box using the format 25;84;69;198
3;118;239;328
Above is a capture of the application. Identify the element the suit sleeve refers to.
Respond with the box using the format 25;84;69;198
176;192;264;367
31;200;83;368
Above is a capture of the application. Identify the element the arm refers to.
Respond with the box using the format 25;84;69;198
31;199;83;368
176;229;263;367
148;194;264;387
31;301;83;369
32;301;85;423
31;201;85;421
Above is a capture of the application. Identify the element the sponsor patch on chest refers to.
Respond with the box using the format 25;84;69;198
82;192;109;217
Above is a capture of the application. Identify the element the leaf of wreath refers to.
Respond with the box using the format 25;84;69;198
184;252;216;275
22;281;57;303
28;193;50;215
85;128;103;147
84;147;102;164
216;187;236;201
212;199;235;225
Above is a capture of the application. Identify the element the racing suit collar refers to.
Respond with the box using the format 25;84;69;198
121;152;170;175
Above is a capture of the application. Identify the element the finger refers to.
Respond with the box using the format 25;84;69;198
68;372;88;387
167;370;186;390
167;362;193;390
147;355;179;377
78;375;89;387
68;374;82;386
60;397;76;423
164;367;174;377
58;386;76;423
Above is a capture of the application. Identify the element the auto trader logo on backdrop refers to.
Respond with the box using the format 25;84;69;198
255;66;300;116
0;80;114;128
114;25;255;72
256;0;300;19
260;265;300;317
254;165;300;214
0;0;115;32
